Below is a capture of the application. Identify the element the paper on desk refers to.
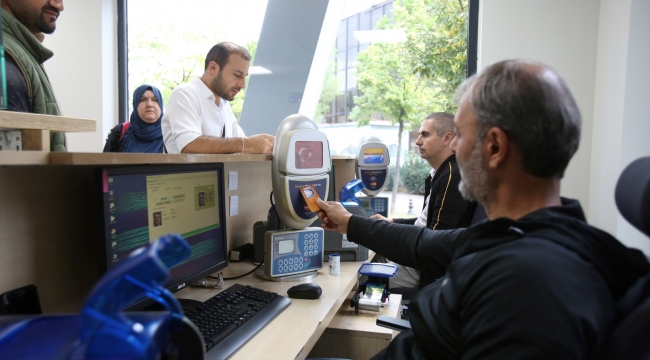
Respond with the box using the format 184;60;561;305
229;171;238;190
230;195;239;216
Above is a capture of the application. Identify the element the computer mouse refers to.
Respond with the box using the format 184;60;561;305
287;283;322;299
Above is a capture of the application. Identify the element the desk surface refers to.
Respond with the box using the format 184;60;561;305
175;254;373;360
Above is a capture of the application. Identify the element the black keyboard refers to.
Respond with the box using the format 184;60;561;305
185;283;291;359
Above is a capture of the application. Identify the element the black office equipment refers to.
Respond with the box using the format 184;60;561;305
185;283;291;358
315;204;370;261
229;243;254;262
0;284;41;315
287;283;322;299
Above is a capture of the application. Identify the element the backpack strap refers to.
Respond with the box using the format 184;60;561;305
119;122;131;141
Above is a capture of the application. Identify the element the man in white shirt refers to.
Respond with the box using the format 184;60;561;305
372;112;474;288
162;42;275;154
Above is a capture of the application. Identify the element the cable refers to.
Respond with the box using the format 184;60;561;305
270;191;280;230
205;192;274;283
207;261;263;281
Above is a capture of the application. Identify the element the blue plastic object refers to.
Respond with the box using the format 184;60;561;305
339;179;366;206
0;234;198;360
358;263;398;278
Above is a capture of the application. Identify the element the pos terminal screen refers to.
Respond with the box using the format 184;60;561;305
278;239;294;255
295;141;323;169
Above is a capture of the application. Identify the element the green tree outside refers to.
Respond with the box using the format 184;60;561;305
350;0;468;211
314;48;339;123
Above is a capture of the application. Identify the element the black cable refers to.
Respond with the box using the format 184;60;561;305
207;261;263;281
270;190;280;230
205;192;275;283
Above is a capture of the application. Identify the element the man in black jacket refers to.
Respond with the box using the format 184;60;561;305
316;60;650;359
373;112;474;288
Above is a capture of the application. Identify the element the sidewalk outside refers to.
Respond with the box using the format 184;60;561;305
377;190;424;219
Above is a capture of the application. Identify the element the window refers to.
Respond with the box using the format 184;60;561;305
120;0;269;122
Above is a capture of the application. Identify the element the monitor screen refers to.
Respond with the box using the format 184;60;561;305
98;163;228;309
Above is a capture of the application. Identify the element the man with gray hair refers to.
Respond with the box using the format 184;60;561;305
163;42;275;154
315;60;649;358
372;112;475;289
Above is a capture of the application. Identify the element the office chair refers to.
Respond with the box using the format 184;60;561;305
611;156;650;359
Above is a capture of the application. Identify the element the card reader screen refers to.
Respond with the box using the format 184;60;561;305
278;239;294;255
295;141;323;169
364;148;385;164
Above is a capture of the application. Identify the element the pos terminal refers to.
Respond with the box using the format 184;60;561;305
259;114;331;280
356;136;390;217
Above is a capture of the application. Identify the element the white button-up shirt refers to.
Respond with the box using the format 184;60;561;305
162;76;246;153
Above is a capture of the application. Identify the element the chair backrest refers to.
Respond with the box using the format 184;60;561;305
615;156;650;237
612;156;650;359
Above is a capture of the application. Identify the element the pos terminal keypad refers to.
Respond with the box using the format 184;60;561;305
264;228;324;277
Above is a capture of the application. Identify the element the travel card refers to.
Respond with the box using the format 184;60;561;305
300;185;321;212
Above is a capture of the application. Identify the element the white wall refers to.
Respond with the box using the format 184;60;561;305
44;0;117;152
480;0;650;252
591;0;650;252
479;0;601;214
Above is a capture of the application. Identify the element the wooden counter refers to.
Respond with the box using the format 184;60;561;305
176;252;374;360
309;292;401;359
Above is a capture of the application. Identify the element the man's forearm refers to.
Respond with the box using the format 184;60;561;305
347;215;458;277
393;218;417;225
182;135;243;154
347;216;425;267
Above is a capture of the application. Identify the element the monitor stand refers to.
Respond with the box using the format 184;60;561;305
255;268;318;282
177;298;203;311
142;298;203;312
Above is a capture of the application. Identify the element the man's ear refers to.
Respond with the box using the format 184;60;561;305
443;132;454;146
208;61;220;75
484;127;509;169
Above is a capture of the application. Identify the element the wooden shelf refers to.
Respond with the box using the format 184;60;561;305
49;152;272;165
0;151;50;165
0;152;271;166
0;111;96;132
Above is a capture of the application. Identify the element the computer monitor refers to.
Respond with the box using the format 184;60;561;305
97;163;228;309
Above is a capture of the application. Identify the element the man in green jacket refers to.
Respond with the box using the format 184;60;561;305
1;0;65;151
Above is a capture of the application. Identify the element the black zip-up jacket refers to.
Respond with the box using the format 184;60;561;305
345;198;649;359
394;154;475;231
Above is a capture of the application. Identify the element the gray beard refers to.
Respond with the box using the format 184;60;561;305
458;143;492;204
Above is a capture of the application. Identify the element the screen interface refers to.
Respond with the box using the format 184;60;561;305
295;141;323;169
278;239;294;255
102;167;226;289
363;148;385;164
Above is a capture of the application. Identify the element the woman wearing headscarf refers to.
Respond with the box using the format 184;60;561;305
103;84;165;153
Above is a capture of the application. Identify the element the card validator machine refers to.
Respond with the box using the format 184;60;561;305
261;114;331;280
356;136;390;217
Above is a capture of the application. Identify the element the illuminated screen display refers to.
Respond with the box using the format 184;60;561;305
295;141;323;169
278;239;294;255
100;164;227;305
364;148;385;164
